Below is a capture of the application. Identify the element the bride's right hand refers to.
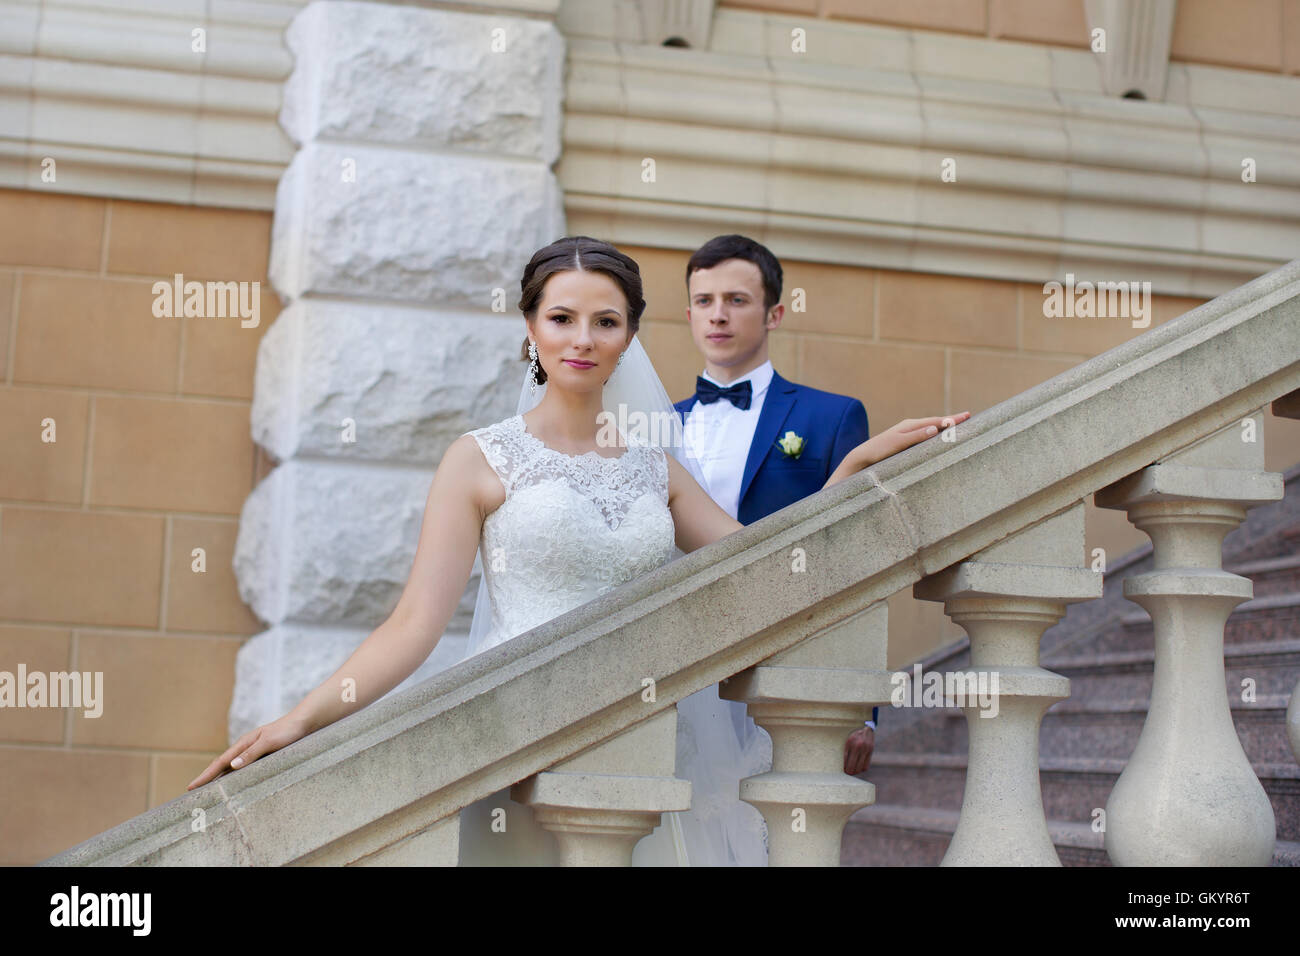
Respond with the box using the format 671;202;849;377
186;713;312;791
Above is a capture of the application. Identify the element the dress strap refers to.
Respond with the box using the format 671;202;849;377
466;416;529;494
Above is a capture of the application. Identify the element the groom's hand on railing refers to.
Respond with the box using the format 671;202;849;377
844;726;875;775
827;411;971;488
863;412;972;467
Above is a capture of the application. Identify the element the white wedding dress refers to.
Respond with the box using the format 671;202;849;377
453;412;771;866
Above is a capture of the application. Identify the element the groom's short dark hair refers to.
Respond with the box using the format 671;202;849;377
686;235;783;312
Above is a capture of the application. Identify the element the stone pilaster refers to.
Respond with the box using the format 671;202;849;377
232;0;566;737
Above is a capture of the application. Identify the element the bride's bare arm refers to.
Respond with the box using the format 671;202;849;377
187;434;490;789
665;453;745;554
665;411;971;555
290;434;490;729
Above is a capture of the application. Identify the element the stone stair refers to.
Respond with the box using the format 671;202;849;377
842;460;1300;866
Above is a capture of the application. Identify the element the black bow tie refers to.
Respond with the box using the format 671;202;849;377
695;376;752;410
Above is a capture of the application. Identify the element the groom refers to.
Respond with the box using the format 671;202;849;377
672;234;877;775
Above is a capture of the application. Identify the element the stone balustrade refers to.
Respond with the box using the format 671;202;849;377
40;255;1299;867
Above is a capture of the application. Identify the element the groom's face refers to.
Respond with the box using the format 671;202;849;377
686;258;781;380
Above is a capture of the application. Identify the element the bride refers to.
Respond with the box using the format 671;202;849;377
187;236;970;865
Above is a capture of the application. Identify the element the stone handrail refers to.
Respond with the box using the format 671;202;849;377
42;258;1300;866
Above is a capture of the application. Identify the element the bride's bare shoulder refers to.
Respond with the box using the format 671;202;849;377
661;447;688;502
444;430;507;517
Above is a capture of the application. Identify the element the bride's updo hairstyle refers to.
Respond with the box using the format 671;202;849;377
518;236;646;386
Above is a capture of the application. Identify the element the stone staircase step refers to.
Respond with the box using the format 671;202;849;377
841;803;1300;867
840;804;955;866
1085;593;1300;656
904;639;1300;706
873;710;967;754
873;694;1296;765
875;643;1300;752
1226;553;1300;599
1040;696;1295;764
1046;639;1300;703
863;754;1300;841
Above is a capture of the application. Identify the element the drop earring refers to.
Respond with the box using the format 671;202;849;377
603;349;627;387
528;341;540;393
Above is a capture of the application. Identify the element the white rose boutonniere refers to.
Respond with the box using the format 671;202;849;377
775;430;806;459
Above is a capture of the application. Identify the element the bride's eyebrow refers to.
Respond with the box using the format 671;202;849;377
547;305;623;317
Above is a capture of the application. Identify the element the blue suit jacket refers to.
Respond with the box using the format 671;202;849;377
675;369;877;724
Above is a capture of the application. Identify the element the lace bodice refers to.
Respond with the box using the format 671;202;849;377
466;414;676;652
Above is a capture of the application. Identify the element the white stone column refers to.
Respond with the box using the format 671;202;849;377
231;1;565;736
1096;413;1282;865
512;707;692;866
913;504;1102;866
721;602;893;866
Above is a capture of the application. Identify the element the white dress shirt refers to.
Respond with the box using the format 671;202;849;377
683;360;774;520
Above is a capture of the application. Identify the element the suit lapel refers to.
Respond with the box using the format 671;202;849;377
676;395;698;424
739;370;796;507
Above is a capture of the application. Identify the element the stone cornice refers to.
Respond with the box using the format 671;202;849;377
3;0;1297;297
0;0;306;207
0;0;560;208
559;5;1300;296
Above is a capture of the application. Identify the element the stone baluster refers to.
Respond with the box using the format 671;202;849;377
913;503;1101;865
721;602;893;866
1095;412;1282;865
512;707;691;866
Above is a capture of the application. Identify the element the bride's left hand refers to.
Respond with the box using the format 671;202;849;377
852;411;971;471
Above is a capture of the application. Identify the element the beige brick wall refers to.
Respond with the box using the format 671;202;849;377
721;0;1300;74
0;187;276;864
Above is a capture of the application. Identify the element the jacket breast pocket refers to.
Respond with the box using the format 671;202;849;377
767;454;825;473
